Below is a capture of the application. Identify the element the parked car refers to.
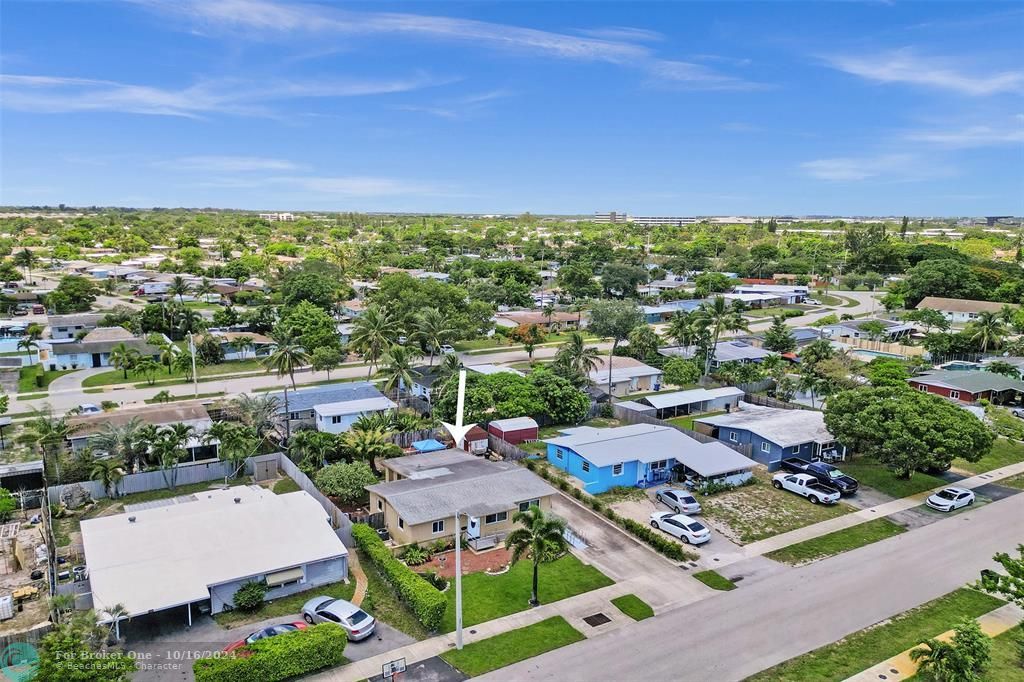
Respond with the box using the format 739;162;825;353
1012;408;1024;419
649;511;711;545
926;487;975;512
301;596;376;641
440;344;456;355
655;488;701;514
78;404;102;415
806;298;822;305
780;458;859;495
771;473;840;505
223;622;308;653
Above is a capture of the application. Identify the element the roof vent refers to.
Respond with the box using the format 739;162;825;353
234;497;241;504
128;516;136;523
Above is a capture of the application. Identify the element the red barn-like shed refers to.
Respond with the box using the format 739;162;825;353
487;417;539;445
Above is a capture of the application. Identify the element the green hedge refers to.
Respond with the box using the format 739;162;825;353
193;623;346;682
351;523;447;631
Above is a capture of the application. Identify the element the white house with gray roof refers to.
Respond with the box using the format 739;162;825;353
266;382;391;430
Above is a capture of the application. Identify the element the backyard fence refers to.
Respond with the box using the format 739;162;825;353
610;402;751;456
276;451;353;546
391;427;448;449
46;459;238;505
742;392;815;411
487;434;535;462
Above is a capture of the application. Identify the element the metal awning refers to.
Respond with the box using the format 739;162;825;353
265;567;304;587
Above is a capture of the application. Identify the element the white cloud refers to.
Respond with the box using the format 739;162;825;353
823;49;1024;96
574;26;664;43
157;156;304;172
646;60;768;91
906;123;1024;148
800;153;951;182
397;89;513;119
0;72;450;117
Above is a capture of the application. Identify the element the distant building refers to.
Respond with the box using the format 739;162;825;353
265;382;390;430
820;318;913;340
258;212;297;222
916;296;1016;325
660;340;774;369
588;356;663;396
67;403;218;461
41;327;163;371
593;212;698;226
908;370;1024;404
47;313;103;340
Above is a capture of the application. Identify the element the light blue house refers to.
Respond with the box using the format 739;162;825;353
543;423;755;494
694;403;846;470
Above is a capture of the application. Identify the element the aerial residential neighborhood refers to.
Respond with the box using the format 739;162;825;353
0;1;1021;682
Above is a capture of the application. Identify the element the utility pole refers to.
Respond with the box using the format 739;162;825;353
454;509;463;650
187;332;198;398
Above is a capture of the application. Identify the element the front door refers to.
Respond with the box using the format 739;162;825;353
466;517;481;540
92;353;102;368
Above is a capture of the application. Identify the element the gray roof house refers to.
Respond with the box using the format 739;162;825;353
660;340;775;368
41;327;163;371
47;313;103;340
266;382;389;424
640;386;744;418
820;317;913;340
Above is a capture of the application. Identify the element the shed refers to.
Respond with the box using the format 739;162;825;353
411;439;447;453
460;425;490;455
487;417;539;445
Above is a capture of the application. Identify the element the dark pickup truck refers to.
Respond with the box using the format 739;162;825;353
780;457;859;495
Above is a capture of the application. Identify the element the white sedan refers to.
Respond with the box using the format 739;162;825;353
925;486;975;512
649;512;711;545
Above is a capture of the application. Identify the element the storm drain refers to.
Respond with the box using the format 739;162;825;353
583;613;612;627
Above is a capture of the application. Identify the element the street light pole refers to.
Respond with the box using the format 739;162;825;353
187;332;198;398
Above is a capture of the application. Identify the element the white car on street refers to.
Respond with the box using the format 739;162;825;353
440;344;456;355
649;512;711;545
926;487;975;512
655;488;701;514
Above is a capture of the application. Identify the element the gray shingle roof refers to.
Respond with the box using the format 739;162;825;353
911;370;1024;393
266;382;386;414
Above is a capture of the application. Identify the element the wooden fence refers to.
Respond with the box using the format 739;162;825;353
610;402;751;455
487;434;536;461
742;392;816;411
392;427;448;449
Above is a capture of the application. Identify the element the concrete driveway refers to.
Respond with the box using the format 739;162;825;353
125;609;414;681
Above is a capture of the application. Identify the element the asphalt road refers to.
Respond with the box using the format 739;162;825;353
480;490;1024;682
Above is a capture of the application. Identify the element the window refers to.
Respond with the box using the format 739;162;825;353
729;431;738;443
555;448;564;460
484;512;508;525
761;441;771;453
651;460;667;470
519;499;540;512
377;499;382;511
331;415;343;424
949;390;960;400
289;412;301;420
790;446;800;455
918;385;928;392
581;461;591;473
398;517;405;529
612;463;623;476
432;520;445;534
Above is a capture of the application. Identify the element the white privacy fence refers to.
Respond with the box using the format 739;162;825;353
47;459;238;505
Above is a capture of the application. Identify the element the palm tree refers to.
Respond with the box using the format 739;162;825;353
350;305;400;378
665;310;701;347
627;325;661;360
169;275;189;304
504;506;568;607
153;424;192;489
969;311;1005;354
229;393;280;445
205;421;257;471
17;409;81;484
696;297;749;375
229;336;253;361
17;336;39;367
554;332;600;382
194;277;215;304
13;248;39;285
173;351;201;382
263;330;310;389
91;417;148;473
379;344;421;403
132;357;161;385
90;459;125;498
108;343;139;380
542;302;556;328
413;307;456;366
148;334;179;375
177;308;204;336
341;427;401;475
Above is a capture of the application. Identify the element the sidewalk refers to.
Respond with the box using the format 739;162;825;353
843;603;1024;682
706;460;1024;567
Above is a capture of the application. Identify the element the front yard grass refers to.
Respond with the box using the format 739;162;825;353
438;553;613;632
214;579;355;628
357;549;430;640
82;358;269;388
440;616;584;677
692;569;737;591
611;594;654;620
595;486;648;504
985;629;1024;681
697;471;853;544
668;410;726;432
18;367;76;394
764;518;906;565
838;461;948;498
953;437;1024;475
747;588;1005;682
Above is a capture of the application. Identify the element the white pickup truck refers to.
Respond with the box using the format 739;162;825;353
772;473;841;505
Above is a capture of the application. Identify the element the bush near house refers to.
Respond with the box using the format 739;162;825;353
351;523;447;631
232;580;269;612
193;623;347;682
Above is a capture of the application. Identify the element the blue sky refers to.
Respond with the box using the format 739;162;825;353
1;1;1022;215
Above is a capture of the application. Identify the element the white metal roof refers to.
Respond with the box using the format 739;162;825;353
694;403;835;447
489;417;539;431
642;387;744;410
681;441;757;477
545;423;693;467
313;396;397;417
81;486;347;618
466;363;525;377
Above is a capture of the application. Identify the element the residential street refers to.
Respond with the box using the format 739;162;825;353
479;490;1024;682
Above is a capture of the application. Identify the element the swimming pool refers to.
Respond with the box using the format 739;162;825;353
853;350;906;360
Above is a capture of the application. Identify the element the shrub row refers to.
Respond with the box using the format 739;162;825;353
526;461;697;562
193;623;346;682
352;523;447;631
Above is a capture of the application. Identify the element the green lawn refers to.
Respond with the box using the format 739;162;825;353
953;437;1024;475
440;616;584;677
438;554;613;632
18;367;76;394
839;461;948;498
764;518;907;565
745;306;806;319
692;569;737;591
214;579;355;628
272;477;302;495
668;410;726;432
144;390;225;404
611;594;654;620
999;472;1024;490
357;549;430;640
984;629;1024;681
747;588;1005;682
595;486;649;504
456;331;598;353
81;358;270;388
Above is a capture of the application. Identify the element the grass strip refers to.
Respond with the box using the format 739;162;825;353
611;594;654;620
441;616;584;677
765;518;907;565
357;549;430;641
839;462;948;498
692;569;737;591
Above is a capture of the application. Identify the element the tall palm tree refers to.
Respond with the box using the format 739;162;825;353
970;311;1005;354
263;330;310;389
542;302;556;328
90;459;125;498
91;417;148;473
148;334;179;375
349;305;400;379
152;425;191;489
413;307;456;366
108;343;140;380
554;332;600;382
379;344;421;403
205;421;257;471
229;336;253;361
17;336;39;366
133;357;161;385
17;409;81;484
229;393;280;445
194;277;215;304
13;248;39;284
696;297;749;375
169;275;189;304
341;427;401;476
504;506;568;607
665;310;701;347
177;308;204;336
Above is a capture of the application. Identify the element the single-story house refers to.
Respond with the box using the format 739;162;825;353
466;363;525;377
693;403;845;469
588;356;663;397
908;370;1024;404
917;296;1016;325
459;425;490;455
731;284;808;304
314;395;397;435
47;313;103;340
199;331;276;360
494;311;583;332
40;327;164;371
640;386;744;419
660;340;774;369
544;423;756;494
487;417;539;444
820;318;913;340
642;299;702;324
405;365;445;402
266;382;389;430
82;485;348;626
367;450;555;548
750;326;822;348
719;292;783;309
67;403;219;461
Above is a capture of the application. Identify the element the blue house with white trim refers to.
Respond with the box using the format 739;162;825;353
543;423;755;494
694;403;846;470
